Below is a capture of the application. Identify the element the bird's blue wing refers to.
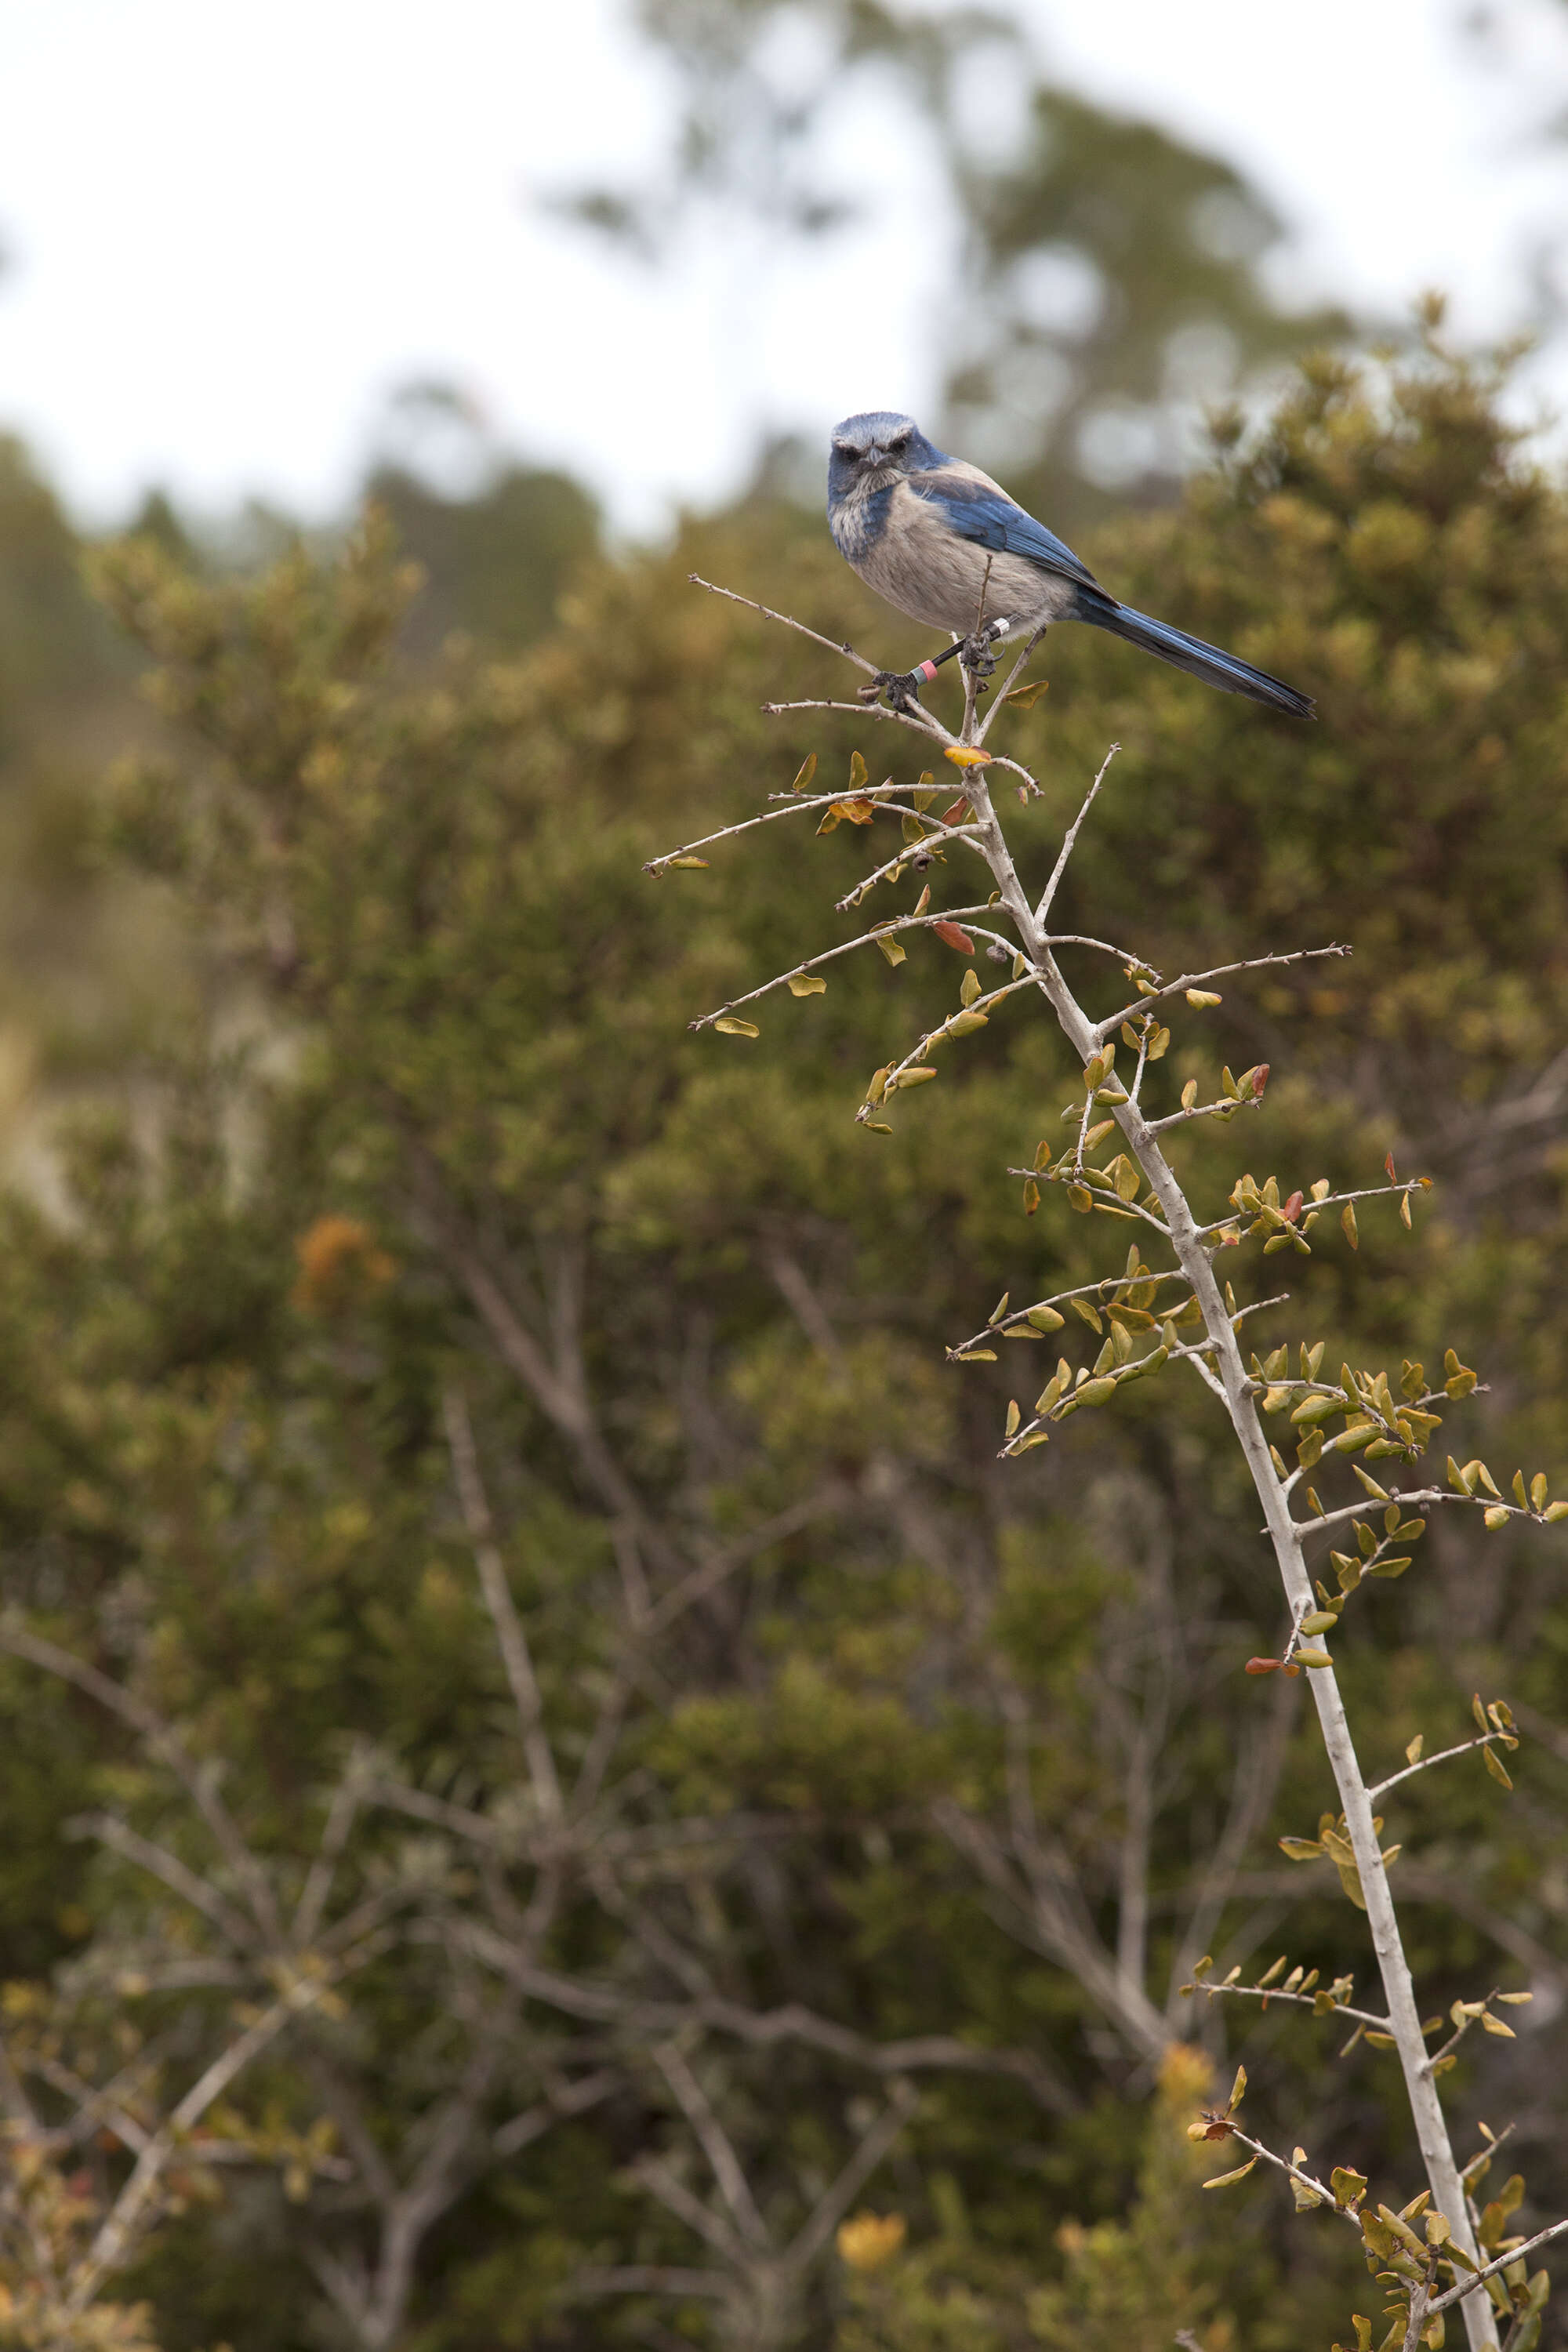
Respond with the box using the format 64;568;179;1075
910;466;1101;592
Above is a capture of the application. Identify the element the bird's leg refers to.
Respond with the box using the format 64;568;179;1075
958;617;1013;696
858;667;927;711
858;617;1014;711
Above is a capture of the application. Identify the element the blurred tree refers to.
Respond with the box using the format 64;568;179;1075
548;0;1348;516
0;329;1565;2349
362;380;599;659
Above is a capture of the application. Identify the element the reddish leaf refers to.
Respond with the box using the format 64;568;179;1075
1245;1657;1282;1675
1385;1150;1397;1181
932;921;975;954
1253;1064;1269;1098
940;797;971;826
1283;1191;1304;1224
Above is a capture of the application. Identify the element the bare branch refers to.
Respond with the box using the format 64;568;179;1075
783;2082;919;2278
0;1619;284;1947
67;1812;256;1951
652;2044;769;2250
68;1972;330;2307
686;574;880;677
1428;2215;1568;2316
1091;943;1352;1045
645;779;934;876
762;694;946;740
1034;743;1120;928
1369;1733;1517;1804
1221;2125;1361;2228
444;1387;563;1824
293;1751;372;1949
688;905;1009;1034
1183;1977;1391;2033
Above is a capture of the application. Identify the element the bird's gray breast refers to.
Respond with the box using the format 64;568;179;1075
847;480;1074;637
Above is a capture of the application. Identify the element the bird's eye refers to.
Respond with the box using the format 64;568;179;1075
887;429;911;449
832;440;857;457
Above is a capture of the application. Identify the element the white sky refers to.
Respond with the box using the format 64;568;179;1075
4;0;1568;532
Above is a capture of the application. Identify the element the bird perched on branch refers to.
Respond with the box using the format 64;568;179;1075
826;410;1314;719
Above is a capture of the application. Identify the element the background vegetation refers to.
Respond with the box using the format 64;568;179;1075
0;11;1566;2340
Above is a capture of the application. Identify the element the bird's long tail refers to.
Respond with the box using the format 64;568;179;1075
1073;590;1315;720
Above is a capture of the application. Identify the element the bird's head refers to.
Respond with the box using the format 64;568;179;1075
827;412;943;503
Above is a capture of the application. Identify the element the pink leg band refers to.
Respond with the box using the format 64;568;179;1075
915;659;939;682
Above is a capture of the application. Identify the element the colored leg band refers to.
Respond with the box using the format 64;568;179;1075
915;659;940;682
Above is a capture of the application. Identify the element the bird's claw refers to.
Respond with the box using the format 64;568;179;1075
858;669;922;711
959;631;1000;683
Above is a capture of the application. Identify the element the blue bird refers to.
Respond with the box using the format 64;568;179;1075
826;411;1314;720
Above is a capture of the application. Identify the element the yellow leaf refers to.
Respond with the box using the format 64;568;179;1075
790;753;817;793
1005;678;1050;709
848;750;868;789
714;1017;759;1037
667;855;710;869
944;746;993;768
1202;2155;1259;2190
1186;988;1222;1007
837;2212;906;2272
787;974;827;996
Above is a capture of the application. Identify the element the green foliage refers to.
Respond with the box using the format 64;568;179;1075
0;330;1565;2349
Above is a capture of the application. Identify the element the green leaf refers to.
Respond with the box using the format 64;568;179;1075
1202;2155;1258;2190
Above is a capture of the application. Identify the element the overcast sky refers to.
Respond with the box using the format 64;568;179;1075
4;0;1568;532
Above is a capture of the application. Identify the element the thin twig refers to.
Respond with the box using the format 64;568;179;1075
645;780;927;873
1222;2125;1362;2227
1091;943;1352;1045
1035;745;1120;927
444;1388;563;1824
688;906;1010;1034
1185;1979;1391;2031
1427;2214;1568;2316
687;575;880;676
1370;1734;1517;1804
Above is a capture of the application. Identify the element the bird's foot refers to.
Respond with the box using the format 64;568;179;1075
958;630;1001;681
858;669;923;712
